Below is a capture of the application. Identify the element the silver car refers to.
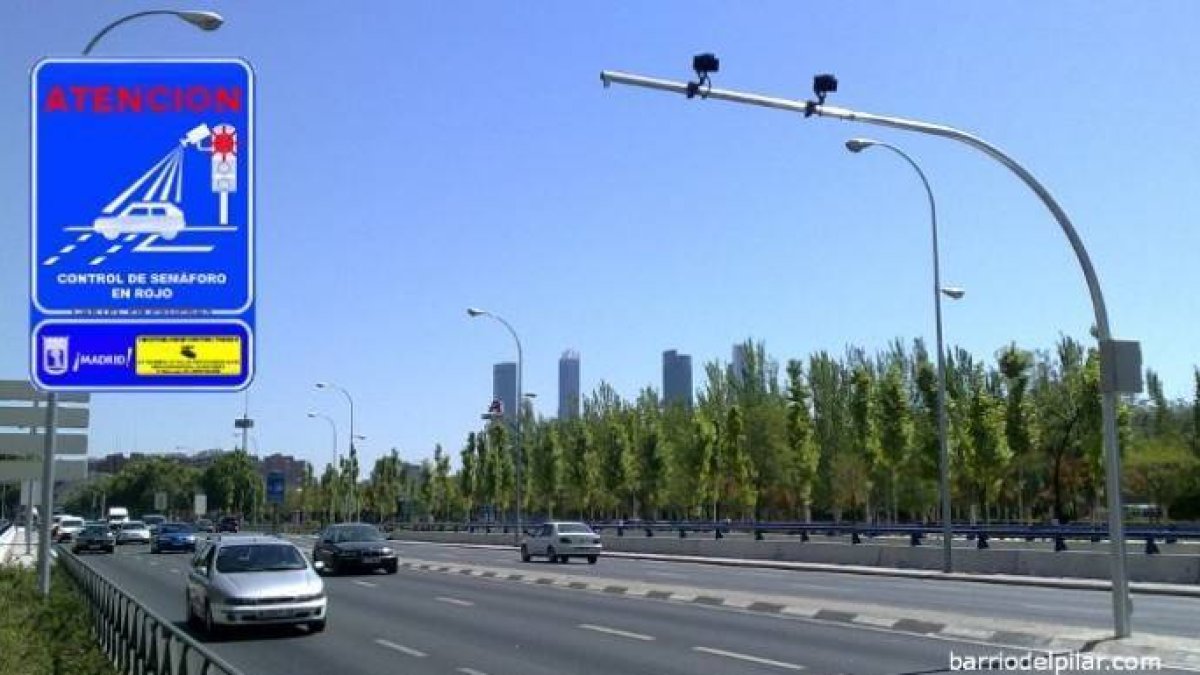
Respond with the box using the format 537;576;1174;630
521;521;602;564
186;535;327;635
116;520;152;545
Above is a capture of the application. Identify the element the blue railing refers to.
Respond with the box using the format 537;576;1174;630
396;520;1200;554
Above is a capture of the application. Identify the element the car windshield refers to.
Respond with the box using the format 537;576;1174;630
83;526;108;536
556;524;594;534
331;525;383;543
216;544;307;573
159;524;191;534
121;522;145;530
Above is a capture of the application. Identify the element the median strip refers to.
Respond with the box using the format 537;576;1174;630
578;623;655;641
375;638;428;658
693;646;805;671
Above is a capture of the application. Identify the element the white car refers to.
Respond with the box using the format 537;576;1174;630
186;535;327;635
55;516;86;542
116;520;152;545
93;201;185;241
521;521;602;564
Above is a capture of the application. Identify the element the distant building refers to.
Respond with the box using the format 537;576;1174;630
731;343;749;384
662;349;693;408
258;453;310;490
493;362;518;423
558;350;581;420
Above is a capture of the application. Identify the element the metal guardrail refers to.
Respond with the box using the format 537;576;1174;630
396;520;1200;554
58;546;247;675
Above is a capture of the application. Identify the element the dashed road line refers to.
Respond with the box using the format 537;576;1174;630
42;256;60;266
457;668;488;675
577;623;655;641
123;234;138;242
105;244;123;254
89;256;106;266
693;646;805;671
374;639;427;658
352;580;377;588
436;596;474;607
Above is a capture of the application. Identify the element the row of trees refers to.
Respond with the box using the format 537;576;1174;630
64;336;1199;527
395;337;1199;524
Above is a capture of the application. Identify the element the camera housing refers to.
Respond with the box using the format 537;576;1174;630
813;73;838;102
692;53;720;76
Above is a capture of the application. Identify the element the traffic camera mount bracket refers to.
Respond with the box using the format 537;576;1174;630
686;53;719;99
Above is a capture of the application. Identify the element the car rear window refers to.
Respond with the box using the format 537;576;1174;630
556;524;594;534
216;544;307;573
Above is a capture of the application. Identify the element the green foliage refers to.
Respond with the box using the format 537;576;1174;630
0;568;116;675
201;449;262;516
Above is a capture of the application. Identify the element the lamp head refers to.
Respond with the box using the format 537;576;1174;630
941;287;966;300
466;307;486;318
845;138;876;154
178;10;224;31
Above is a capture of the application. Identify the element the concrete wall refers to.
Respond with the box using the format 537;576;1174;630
393;531;1200;584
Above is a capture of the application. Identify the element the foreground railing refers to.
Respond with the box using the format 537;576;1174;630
58;547;246;675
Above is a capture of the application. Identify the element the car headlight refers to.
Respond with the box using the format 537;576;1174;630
381;547;394;555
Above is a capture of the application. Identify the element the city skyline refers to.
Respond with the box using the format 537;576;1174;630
558;350;580;420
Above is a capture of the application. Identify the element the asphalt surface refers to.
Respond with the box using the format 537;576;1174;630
66;541;1166;675
371;539;1200;639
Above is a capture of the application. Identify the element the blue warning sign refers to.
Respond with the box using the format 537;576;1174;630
30;58;255;391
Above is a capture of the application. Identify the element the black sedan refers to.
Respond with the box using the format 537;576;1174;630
72;525;116;554
150;522;197;553
313;523;398;575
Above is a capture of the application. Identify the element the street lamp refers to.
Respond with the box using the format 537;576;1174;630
467;307;525;542
600;58;1141;638
315;382;358;520
83;10;223;55
307;411;339;523
941;287;966;300
844;137;959;573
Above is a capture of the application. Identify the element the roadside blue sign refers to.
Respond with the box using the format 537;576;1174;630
31;58;254;391
266;471;285;505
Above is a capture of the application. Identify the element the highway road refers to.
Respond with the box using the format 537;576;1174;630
68;541;1180;675
375;539;1200;639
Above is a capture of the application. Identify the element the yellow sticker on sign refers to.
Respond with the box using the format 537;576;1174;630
136;336;242;377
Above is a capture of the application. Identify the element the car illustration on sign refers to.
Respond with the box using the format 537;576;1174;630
92;201;186;240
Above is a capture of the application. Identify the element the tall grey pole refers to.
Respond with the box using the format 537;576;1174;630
600;69;1132;637
848;141;954;573
469;310;525;542
37;393;58;597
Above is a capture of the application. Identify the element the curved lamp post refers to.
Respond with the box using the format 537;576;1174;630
83;10;223;55
600;63;1138;637
845;137;960;574
467;307;525;542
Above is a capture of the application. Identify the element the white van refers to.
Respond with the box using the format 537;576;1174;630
107;507;130;524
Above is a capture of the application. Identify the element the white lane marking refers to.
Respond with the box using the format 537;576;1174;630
435;596;474;607
123;234;138;242
42;256;60;266
168;568;180;574
577;624;655;641
78;233;93;242
693;647;805;671
353;580;377;588
106;244;123;254
149;561;159;566
89;256;106;266
60;244;76;253
374;639;427;658
457;668;487;675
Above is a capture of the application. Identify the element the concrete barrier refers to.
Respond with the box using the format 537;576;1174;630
391;530;1200;584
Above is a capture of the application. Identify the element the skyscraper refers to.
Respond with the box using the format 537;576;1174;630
662;349;693;408
492;362;517;423
732;343;749;384
558;350;581;420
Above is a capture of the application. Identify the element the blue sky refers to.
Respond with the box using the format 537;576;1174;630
2;2;1197;475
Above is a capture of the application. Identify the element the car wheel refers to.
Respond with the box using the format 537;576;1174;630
558;555;569;564
309;619;326;633
546;546;557;563
185;593;200;629
520;545;531;563
587;555;598;565
384;560;398;574
329;558;340;576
